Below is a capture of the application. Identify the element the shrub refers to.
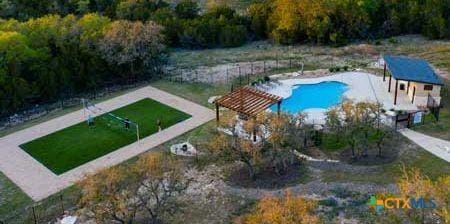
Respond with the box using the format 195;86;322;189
219;25;247;47
388;37;398;44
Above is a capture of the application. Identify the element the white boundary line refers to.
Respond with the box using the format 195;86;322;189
0;86;215;201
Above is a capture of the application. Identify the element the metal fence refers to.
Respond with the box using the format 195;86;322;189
0;57;306;132
0;192;78;224
162;58;305;84
0;80;153;132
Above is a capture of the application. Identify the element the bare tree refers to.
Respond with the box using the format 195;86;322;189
99;20;167;81
78;152;189;224
78;166;139;224
131;153;190;224
210;112;263;180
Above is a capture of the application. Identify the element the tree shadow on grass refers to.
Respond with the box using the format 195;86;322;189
338;146;399;166
226;161;309;189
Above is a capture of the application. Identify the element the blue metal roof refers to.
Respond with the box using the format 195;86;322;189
383;55;444;85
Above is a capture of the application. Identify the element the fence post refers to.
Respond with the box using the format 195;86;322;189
226;68;229;84
32;206;37;224
301;61;304;75
276;56;279;69
60;194;65;215
251;62;253;75
263;61;266;73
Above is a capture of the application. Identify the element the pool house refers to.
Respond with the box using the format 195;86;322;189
383;55;444;108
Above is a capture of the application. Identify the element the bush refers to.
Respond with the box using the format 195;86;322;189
263;76;270;82
177;6;249;49
388;37;398;44
219;25;247;47
175;0;199;19
318;197;338;207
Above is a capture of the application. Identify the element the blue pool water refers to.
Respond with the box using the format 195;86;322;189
270;81;348;114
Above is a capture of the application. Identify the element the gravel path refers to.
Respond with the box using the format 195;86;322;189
224;180;397;200
0;86;215;201
185;162;396;202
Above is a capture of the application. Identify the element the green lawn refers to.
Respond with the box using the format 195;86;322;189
20;98;191;174
0;172;32;222
321;136;450;184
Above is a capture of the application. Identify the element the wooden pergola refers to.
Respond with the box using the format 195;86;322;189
214;86;283;122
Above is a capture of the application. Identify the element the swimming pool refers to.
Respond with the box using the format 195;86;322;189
271;81;348;114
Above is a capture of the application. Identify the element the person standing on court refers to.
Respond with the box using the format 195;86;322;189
157;118;162;132
125;118;130;130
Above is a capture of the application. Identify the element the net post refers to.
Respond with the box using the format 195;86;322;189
136;124;140;143
82;98;86;119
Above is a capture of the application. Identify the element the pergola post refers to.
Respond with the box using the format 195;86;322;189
383;63;386;81
215;103;220;123
406;81;410;94
252;117;257;142
394;79;398;105
388;75;392;92
277;101;281;116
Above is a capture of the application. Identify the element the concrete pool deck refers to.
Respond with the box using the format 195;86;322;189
268;72;418;123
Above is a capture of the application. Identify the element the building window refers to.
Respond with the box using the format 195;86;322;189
424;85;433;91
400;83;405;90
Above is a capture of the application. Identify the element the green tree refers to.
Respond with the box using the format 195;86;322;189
0;31;35;114
219;24;247;47
115;0;168;21
0;0;15;18
175;0;199;19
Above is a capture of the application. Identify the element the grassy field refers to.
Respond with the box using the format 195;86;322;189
321;135;450;184
170;36;450;72
20;98;191;174
151;80;230;107
0;172;32;221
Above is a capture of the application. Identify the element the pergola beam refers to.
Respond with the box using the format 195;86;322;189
214;87;282;122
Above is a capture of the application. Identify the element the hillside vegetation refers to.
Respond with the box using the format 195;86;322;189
0;0;448;117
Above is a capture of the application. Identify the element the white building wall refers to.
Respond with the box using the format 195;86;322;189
387;76;442;108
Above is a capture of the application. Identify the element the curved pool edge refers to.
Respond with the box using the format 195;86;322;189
269;80;348;114
268;72;355;99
